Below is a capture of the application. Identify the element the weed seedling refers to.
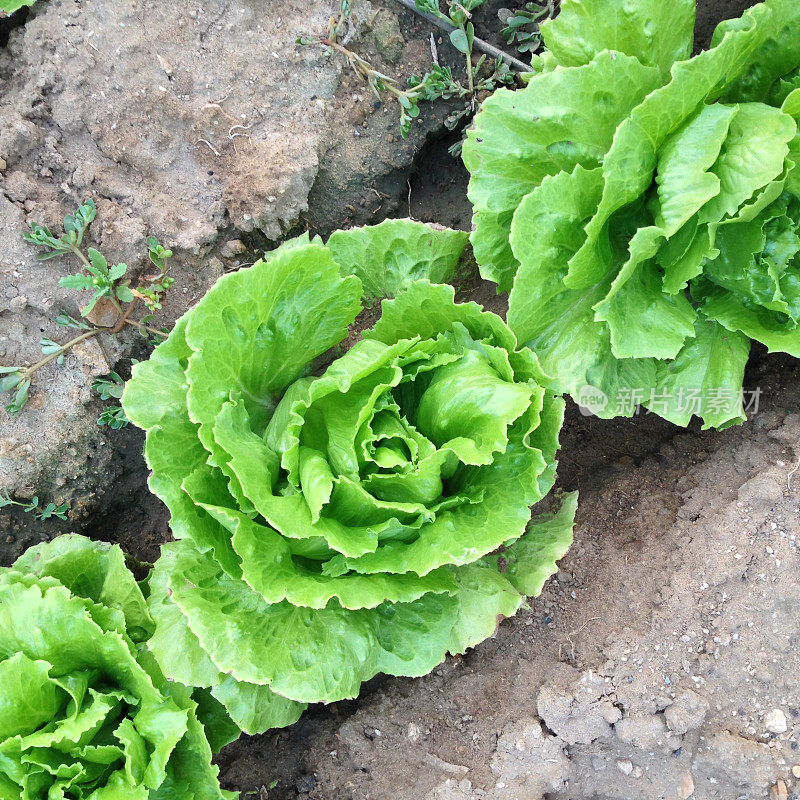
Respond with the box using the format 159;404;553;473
500;1;555;55
93;372;130;428
1;200;174;415
414;0;487;95
299;0;513;137
97;406;130;429
0;490;69;521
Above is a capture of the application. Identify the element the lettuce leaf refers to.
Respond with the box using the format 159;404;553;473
463;50;662;291
123;219;575;731
0;0;36;13
466;0;800;428
0;535;233;800
540;0;695;78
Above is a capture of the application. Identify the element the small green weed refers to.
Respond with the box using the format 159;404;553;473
500;1;555;55
299;0;514;138
0;490;69;521
1;200;174;416
93;372;129;428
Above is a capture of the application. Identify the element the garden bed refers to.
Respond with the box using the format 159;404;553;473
2;1;798;798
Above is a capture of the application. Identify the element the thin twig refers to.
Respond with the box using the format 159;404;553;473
195;138;221;157
109;296;140;335
559;616;601;663
20;329;100;379
322;39;399;85
391;0;531;73
228;123;253;138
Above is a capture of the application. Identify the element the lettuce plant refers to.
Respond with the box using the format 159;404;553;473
0;534;235;799
464;0;800;428
0;0;35;12
122;219;576;734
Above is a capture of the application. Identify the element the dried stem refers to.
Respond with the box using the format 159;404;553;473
109;296;139;335
391;0;531;73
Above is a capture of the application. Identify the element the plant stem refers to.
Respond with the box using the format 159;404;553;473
321;38;399;86
69;243;92;270
321;37;456;107
8;304;166;392
125;319;168;338
20;329;99;380
2;498;27;509
391;0;531;73
110;297;139;334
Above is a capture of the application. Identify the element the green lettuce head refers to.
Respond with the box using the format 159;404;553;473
464;0;800;429
0;534;235;800
122;219;575;734
0;0;36;13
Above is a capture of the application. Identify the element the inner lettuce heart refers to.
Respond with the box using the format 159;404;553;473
0;534;237;800
122;219;576;734
463;0;800;429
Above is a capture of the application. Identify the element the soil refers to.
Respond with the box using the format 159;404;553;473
3;1;799;799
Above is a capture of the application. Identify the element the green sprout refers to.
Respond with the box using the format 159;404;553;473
134;237;175;312
1;201;175;415
299;0;512;138
23;200;97;259
0;490;69;521
414;0;488;95
97;406;130;430
59;248;133;315
92;371;125;401
401;57;512;138
500;1;555;55
93;372;130;429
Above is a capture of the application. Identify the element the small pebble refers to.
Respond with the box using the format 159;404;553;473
616;759;633;776
681;772;695;799
765;709;788;734
793;765;800;779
